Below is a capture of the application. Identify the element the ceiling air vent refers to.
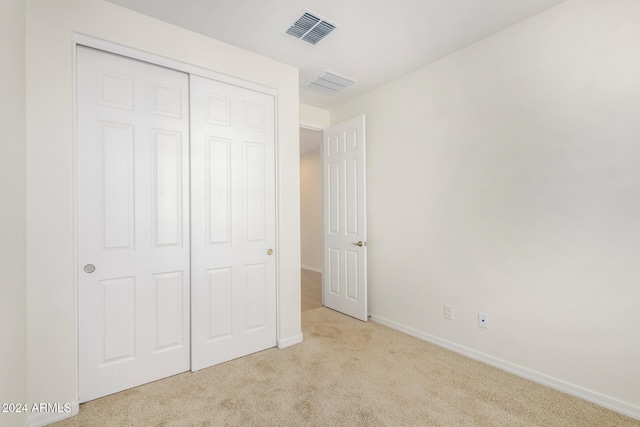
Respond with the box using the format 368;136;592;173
286;12;336;45
304;71;356;95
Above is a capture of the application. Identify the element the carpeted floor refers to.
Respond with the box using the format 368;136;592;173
54;307;639;426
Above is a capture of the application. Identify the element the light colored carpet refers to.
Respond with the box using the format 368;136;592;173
54;307;639;426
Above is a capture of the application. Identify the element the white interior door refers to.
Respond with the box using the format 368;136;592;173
77;46;190;402
323;115;368;321
190;75;277;371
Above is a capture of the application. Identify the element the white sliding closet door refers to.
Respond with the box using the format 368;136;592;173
190;75;277;371
77;46;190;402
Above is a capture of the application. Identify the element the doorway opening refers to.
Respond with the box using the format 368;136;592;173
299;127;323;312
299;115;368;321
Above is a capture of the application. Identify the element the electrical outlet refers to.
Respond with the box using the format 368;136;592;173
478;312;489;329
444;304;454;320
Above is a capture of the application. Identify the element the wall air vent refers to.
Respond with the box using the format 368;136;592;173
304;70;356;95
286;12;337;45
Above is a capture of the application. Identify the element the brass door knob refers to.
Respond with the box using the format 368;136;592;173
267;249;273;255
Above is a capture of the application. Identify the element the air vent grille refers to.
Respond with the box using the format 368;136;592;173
304;71;356;95
286;12;336;45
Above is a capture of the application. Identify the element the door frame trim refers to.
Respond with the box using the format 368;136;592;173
73;34;278;97
72;33;281;403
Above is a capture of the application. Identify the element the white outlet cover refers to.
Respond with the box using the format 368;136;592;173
444;305;454;320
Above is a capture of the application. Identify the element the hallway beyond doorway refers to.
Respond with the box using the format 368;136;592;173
301;269;322;312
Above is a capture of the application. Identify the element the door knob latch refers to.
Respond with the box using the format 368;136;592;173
352;241;365;247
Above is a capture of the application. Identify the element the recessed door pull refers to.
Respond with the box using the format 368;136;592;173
84;264;96;274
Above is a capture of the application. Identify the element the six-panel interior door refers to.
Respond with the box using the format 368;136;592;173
77;46;191;402
323;115;368;321
190;75;277;371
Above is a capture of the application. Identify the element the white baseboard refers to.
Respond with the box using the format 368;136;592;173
278;332;304;349
28;401;79;427
301;265;323;273
369;313;640;421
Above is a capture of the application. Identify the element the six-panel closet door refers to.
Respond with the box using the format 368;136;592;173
190;75;277;371
77;46;191;402
77;46;277;402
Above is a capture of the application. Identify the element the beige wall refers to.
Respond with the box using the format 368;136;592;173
331;0;640;417
300;103;330;130
0;1;28;426
300;144;323;271
26;0;301;423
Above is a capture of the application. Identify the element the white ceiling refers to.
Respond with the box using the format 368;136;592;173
107;0;567;110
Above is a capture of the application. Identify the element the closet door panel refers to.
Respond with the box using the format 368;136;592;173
191;75;277;371
78;46;190;402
